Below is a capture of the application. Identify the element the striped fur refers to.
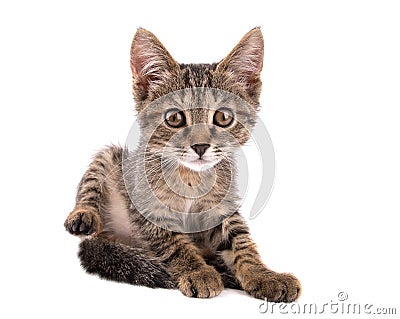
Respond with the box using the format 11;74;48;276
64;28;301;301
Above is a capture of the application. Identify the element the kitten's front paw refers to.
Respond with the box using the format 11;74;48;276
243;271;301;302
178;265;224;298
64;208;102;236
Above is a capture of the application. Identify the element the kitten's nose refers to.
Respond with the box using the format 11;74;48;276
191;143;210;158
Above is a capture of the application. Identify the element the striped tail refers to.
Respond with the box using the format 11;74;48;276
78;237;176;289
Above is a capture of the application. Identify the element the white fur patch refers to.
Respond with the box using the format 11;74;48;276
180;148;220;172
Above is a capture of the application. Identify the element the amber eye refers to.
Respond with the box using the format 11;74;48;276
213;108;234;127
165;109;186;128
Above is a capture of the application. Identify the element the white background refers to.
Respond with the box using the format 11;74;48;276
1;1;399;318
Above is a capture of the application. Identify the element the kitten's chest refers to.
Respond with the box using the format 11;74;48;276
159;194;215;214
184;198;194;213
155;167;225;213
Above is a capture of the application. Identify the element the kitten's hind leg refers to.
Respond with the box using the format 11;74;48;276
79;237;176;289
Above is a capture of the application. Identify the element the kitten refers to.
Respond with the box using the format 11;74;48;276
64;27;301;301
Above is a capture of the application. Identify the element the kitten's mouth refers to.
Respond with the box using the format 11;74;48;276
191;158;212;166
179;157;220;172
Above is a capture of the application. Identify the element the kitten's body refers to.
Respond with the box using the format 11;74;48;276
65;28;301;301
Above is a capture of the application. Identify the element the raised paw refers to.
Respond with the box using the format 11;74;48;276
64;208;102;236
243;270;301;302
178;265;224;298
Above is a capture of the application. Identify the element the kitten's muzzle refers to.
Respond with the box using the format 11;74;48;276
191;143;210;158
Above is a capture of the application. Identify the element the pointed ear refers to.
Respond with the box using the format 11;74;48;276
130;28;179;102
216;28;264;101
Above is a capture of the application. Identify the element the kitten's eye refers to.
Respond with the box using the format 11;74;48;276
165;109;186;128
213;108;234;127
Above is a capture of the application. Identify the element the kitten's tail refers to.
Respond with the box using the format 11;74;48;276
78;237;176;289
78;237;241;290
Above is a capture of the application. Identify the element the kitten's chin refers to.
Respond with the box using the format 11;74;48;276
179;159;220;172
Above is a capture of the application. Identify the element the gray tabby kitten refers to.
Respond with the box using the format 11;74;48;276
64;27;301;302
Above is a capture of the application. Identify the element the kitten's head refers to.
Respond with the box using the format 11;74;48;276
130;28;264;171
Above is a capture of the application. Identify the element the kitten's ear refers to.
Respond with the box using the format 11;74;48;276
216;28;264;102
130;28;179;102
